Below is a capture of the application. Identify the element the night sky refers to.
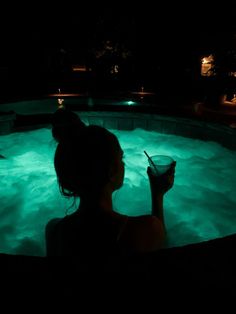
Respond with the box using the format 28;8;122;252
1;2;236;60
1;2;236;98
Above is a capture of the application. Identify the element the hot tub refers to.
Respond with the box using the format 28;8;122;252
1;97;236;257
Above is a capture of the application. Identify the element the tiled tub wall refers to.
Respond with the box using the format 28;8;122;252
79;111;236;151
1;110;235;150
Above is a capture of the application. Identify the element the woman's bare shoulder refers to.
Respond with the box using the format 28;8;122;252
119;215;165;252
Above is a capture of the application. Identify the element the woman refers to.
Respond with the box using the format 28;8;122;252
45;123;176;262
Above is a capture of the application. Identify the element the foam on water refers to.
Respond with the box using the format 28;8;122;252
1;127;236;256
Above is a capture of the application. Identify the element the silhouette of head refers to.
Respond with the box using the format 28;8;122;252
54;125;124;197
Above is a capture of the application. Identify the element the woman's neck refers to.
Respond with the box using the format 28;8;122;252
79;189;113;213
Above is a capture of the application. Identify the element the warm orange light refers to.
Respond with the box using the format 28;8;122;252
201;55;214;64
72;65;87;72
58;98;65;108
201;54;215;76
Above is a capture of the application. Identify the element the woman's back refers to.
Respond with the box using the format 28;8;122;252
46;208;166;261
46;209;127;262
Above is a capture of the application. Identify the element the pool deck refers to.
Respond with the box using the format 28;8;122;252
187;101;236;126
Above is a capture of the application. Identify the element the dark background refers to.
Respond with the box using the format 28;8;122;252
1;2;236;102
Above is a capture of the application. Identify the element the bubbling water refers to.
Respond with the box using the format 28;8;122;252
0;127;236;256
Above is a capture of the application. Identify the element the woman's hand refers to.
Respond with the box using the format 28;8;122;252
147;161;176;196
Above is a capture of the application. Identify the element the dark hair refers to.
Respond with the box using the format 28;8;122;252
51;108;85;143
54;125;121;197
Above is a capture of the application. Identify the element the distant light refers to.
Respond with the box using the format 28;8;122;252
126;101;136;106
58;98;65;108
72;65;87;72
201;54;215;76
110;64;119;74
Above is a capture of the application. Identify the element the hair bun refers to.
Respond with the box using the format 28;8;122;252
51;108;86;143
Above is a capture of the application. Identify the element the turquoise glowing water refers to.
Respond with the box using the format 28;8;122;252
1;127;236;256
